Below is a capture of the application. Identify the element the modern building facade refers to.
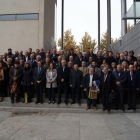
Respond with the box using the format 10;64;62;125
0;0;57;55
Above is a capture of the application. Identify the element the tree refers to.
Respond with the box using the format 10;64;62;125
79;32;97;53
127;23;133;32
58;29;77;53
100;30;118;53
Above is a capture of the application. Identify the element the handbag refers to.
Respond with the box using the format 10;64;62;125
108;92;116;104
88;87;98;99
11;81;19;94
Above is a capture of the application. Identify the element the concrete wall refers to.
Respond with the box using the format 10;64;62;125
0;0;44;55
112;21;140;56
44;0;57;51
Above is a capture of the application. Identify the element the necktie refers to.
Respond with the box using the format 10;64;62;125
63;67;64;72
118;73;120;77
31;59;33;65
38;67;40;74
130;72;132;80
104;74;106;82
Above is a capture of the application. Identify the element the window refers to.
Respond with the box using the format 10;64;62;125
0;14;38;21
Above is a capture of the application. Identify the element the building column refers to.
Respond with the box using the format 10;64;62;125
98;0;100;51
61;0;64;50
121;0;127;37
107;0;111;51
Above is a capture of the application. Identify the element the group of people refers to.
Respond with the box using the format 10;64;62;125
0;47;140;112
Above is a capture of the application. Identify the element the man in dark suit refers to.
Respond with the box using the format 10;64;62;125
57;60;70;104
126;65;140;110
74;52;84;67
86;57;93;67
83;67;100;110
55;56;62;70
68;48;77;61
70;64;83;104
28;54;35;68
39;48;46;61
33;61;45;104
106;51;116;67
23;50;30;62
85;49;97;62
112;64;127;111
129;51;137;62
100;67;112;112
9;61;22;103
50;49;59;63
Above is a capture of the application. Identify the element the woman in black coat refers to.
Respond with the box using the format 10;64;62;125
21;61;33;103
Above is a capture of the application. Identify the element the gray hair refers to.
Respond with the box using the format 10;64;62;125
7;58;12;61
36;55;41;58
117;64;122;67
61;60;66;63
103;66;108;70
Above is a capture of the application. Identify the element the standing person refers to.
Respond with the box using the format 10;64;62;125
55;56;62;70
57;60;70;104
110;62;116;72
9;61;22;103
129;51;137;62
133;61;139;71
7;48;15;64
106;51;116;67
78;61;89;77
28;48;32;57
0;62;7;102
83;67;100;110
117;54;125;65
24;50;30;62
70;64;83;104
39;48;46;61
124;51;128;60
112;64;127;111
127;56;133;65
21;62;33;103
68;48;77;61
85;49;97;62
115;53;120;65
122;61;128;72
96;51;103;68
50;49;59;63
33;61;45;104
126;65;140;110
43;57;50;70
28;54;35;68
86;57;93;67
60;50;68;62
74;52;84;67
100;67;112;112
0;56;7;68
46;63;57;104
68;61;73;72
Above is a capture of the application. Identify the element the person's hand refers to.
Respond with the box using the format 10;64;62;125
70;85;73;87
50;81;52;83
37;81;41;84
21;82;22;84
61;79;64;82
116;82;120;86
31;82;33;85
80;85;83;88
13;77;17;81
136;88;139;91
84;88;87;92
111;90;114;92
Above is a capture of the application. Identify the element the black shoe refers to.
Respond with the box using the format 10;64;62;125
132;108;136;111
65;102;68;105
40;101;43;104
52;101;55;104
121;108;125;111
57;102;61;105
77;102;81;105
11;101;14;104
102;108;106;111
127;107;132;110
107;108;110;112
35;101;39;104
115;107;119;110
71;101;75;104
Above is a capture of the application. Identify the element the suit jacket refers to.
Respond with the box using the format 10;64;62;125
68;53;77;61
55;62;62;70
28;59;35;68
9;67;22;85
112;70;127;91
83;73;100;89
50;53;59;62
126;70;140;91
88;65;101;77
39;52;46;60
22;67;33;87
78;67;89;77
46;69;57;88
106;56;116;67
33;67;46;85
69;70;83;88
100;72;112;94
57;66;70;88
74;56;84;67
23;55;30;62
85;53;97;62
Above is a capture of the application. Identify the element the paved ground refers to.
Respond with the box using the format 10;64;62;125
0;111;140;140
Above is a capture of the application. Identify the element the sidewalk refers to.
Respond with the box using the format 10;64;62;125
0;111;140;140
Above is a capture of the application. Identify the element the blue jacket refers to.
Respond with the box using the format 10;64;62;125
112;70;127;91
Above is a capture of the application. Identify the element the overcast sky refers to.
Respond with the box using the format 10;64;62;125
57;0;134;47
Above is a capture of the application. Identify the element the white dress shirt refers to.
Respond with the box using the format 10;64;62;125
89;74;93;87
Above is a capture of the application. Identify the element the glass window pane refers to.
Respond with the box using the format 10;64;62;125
16;14;38;20
0;15;15;20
